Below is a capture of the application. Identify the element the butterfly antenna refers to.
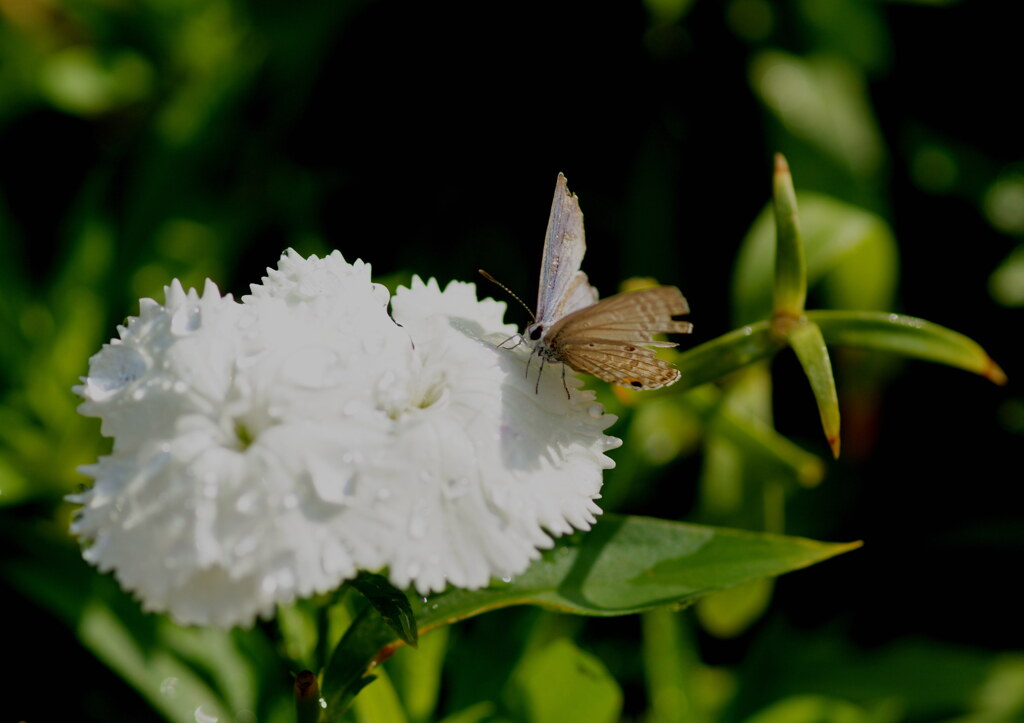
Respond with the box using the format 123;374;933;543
478;269;536;322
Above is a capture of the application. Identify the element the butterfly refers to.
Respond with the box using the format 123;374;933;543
484;173;693;396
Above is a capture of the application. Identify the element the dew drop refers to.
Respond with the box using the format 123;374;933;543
743;326;753;336
235;491;258;513
501;576;513;584
173;380;188;394
588;403;604;418
170;304;202;335
132;388;146;401
193;704;219;723
160;677;178;696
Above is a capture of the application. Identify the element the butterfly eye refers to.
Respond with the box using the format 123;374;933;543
529;326;544;341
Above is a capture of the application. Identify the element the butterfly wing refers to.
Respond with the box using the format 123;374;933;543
535;173;597;325
546;286;693;342
544;286;693;389
558;342;682;390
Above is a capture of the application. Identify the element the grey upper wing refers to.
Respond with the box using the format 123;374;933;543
535;173;593;324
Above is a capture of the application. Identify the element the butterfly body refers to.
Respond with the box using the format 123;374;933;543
522;173;693;392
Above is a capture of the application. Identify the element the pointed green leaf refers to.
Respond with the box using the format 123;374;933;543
808;310;1006;384
670;321;784;392
320;515;859;717
321;606;394;718
733;193;897;325
786;321;841;457
419;515;858;625
351;571;419;648
772;154;807;317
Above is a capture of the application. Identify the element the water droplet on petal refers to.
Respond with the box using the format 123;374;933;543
235;491;258;513
588;404;604;418
170;304;202;335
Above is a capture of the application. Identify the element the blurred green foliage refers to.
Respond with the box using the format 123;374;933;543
1;0;1020;721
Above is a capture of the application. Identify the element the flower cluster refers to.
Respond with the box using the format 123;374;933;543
71;250;621;627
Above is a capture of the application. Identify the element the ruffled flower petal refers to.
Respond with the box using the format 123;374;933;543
72;250;621;627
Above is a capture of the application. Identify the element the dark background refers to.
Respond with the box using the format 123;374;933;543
1;0;1020;720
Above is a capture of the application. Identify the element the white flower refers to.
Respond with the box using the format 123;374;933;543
72;249;621;627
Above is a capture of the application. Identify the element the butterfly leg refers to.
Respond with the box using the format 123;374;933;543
560;363;570;399
534;353;546;395
497;333;524;350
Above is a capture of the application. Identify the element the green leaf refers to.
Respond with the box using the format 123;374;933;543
418;515;858;624
733;194;897;325
320;605;396;717
351;571;419;648
808;310;1007;384
509;638;622;723
772;154;807;317
320;515;859;717
786;321;841;457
